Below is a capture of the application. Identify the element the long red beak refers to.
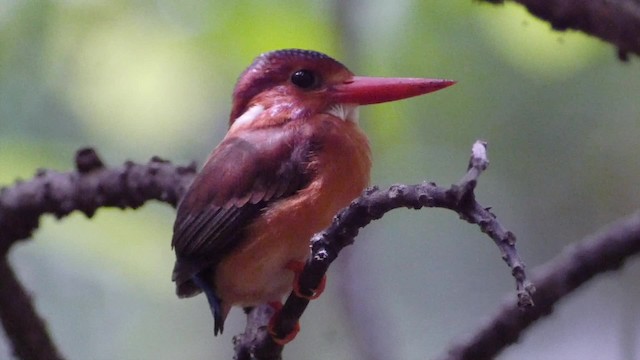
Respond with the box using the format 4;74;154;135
331;76;455;105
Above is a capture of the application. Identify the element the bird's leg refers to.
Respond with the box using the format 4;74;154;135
267;301;300;345
192;272;225;335
286;260;326;300
266;261;326;344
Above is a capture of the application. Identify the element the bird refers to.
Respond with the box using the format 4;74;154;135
171;48;455;344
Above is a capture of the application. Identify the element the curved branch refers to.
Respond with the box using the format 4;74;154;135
234;141;534;359
483;0;640;60
437;211;640;360
0;148;197;359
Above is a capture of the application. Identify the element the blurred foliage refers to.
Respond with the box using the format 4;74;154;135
1;1;639;359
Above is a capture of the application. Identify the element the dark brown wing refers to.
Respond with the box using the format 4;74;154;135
171;128;315;296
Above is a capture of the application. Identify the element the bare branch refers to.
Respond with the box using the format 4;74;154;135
0;148;196;254
0;258;64;360
438;210;640;360
234;141;533;359
481;0;640;60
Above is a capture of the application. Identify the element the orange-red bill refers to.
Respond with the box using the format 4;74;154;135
331;76;456;105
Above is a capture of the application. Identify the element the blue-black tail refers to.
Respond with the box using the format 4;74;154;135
192;273;225;335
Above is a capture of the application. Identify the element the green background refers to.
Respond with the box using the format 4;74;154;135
1;1;639;359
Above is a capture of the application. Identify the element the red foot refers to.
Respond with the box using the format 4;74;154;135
285;260;326;300
267;301;300;345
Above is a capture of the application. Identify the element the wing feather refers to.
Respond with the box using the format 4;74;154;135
171;128;316;296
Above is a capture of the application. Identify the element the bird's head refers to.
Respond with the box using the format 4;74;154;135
229;49;455;129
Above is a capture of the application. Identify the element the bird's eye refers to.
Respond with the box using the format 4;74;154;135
290;69;316;89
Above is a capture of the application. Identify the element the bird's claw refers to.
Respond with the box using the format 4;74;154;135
267;301;301;345
286;260;326;300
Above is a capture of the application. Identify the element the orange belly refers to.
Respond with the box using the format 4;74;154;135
214;116;371;316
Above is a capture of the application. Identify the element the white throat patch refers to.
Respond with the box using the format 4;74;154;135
326;104;360;123
230;105;265;130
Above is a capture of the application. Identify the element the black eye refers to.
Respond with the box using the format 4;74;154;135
290;69;316;89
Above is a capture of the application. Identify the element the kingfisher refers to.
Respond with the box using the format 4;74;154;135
171;49;455;343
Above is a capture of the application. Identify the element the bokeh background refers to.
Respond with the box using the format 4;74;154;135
1;1;640;359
